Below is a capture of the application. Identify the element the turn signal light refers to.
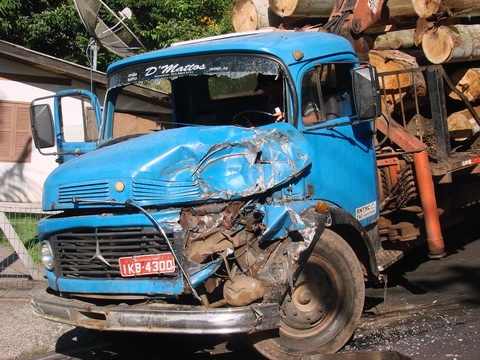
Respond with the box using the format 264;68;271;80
315;200;329;213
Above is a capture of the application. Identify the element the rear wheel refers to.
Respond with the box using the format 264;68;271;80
248;229;365;359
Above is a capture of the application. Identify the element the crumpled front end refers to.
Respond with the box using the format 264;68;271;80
33;201;329;334
40;198;326;299
34;122;330;334
42;123;313;211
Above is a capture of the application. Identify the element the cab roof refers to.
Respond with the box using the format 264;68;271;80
106;30;357;76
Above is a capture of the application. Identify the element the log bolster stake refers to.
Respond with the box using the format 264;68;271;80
413;151;447;258
377;116;446;258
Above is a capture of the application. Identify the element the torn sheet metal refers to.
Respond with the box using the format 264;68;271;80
253;200;326;242
45;122;313;209
195;122;313;199
256;204;307;241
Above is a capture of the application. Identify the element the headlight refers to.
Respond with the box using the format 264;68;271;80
40;241;55;270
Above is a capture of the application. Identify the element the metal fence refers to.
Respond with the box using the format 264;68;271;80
0;202;47;289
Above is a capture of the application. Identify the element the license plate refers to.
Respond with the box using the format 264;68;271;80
119;253;175;277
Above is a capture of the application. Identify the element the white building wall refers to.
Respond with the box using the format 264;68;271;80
0;57;105;204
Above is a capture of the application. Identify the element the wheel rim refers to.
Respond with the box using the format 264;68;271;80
280;254;345;340
246;229;365;358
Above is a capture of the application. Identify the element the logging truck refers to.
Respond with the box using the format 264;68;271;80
29;1;480;359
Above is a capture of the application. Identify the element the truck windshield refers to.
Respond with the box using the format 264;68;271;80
102;54;285;142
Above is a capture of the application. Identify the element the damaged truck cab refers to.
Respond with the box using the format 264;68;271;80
30;31;391;358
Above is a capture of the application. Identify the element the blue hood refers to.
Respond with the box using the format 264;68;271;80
43;123;313;210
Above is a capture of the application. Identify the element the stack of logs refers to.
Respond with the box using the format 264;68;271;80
232;0;480;143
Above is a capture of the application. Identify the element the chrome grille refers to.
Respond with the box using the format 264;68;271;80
58;181;109;203
50;227;182;279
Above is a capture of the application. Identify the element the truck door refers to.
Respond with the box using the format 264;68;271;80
299;63;381;228
30;89;102;163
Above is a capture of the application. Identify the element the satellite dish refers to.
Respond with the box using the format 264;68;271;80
74;0;146;63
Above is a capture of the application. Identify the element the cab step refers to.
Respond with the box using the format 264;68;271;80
376;250;404;272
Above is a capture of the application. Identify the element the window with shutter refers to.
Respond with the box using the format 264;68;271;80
0;101;32;163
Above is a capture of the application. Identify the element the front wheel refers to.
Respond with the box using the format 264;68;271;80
247;229;365;359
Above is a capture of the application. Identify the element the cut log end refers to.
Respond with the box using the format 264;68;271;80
423;24;480;64
412;0;442;19
233;0;259;32
422;26;455;64
449;68;480;101
447;106;480;141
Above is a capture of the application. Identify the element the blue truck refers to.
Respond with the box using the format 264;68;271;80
29;29;480;358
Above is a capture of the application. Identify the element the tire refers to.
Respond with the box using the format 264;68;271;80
247;229;365;359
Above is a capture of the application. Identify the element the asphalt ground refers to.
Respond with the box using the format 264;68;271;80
0;209;479;360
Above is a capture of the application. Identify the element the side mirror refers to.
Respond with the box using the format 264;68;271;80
30;104;55;149
352;66;382;121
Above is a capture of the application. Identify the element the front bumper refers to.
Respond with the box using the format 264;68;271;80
31;283;281;334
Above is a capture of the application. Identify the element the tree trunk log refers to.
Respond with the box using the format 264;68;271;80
422;24;480;64
369;50;427;113
376;0;420;24
412;0;480;19
370;50;426;93
412;0;442;18
268;0;335;18
268;0;480;27
233;0;272;32
268;0;414;20
449;68;480;101
234;0;480;32
406;113;435;138
374;29;416;50
447;105;480;141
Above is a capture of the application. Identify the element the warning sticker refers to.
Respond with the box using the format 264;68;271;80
356;201;377;221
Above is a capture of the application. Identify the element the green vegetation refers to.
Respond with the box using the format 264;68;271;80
0;212;43;264
0;0;234;71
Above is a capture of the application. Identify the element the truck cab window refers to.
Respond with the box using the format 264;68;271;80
208;74;258;100
302;64;347;126
109;82;173;139
251;73;288;124
59;95;99;142
301;70;323;125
